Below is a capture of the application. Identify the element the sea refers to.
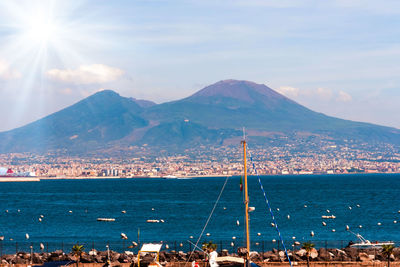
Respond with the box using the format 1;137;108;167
0;174;400;253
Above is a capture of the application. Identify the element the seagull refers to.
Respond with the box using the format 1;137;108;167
349;206;352;210
190;236;194;239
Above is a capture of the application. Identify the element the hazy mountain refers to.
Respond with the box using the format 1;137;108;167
0;80;400;153
0;90;148;152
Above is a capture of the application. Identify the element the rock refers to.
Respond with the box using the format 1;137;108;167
295;249;306;257
358;252;372;262
89;249;97;256
344;247;358;260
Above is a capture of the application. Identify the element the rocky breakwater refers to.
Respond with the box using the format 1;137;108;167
2;247;400;265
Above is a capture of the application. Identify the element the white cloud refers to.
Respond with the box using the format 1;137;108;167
315;87;333;100
337;90;352;102
0;59;21;80
276;86;300;98
46;64;124;84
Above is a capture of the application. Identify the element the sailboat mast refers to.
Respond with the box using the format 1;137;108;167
242;139;250;263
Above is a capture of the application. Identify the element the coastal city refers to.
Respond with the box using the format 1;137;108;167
1;140;400;178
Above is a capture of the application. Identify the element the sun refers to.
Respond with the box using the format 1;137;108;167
27;17;57;45
24;12;60;47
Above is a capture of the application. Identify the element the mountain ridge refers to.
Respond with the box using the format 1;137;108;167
0;79;399;153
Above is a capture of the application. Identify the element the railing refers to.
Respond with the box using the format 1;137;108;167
0;239;396;257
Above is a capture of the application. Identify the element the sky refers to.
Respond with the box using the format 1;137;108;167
0;0;400;131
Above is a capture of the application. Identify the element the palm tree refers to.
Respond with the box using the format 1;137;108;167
72;244;85;267
302;241;315;267
381;244;395;267
202;241;217;252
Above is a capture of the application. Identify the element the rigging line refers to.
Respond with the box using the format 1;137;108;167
247;146;293;267
185;175;230;266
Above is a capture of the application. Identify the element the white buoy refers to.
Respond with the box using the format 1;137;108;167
272;239;276;243
17;209;20;213
359;225;363;228
271;222;275;227
256;242;259;246
121;210;126;214
356;204;360;208
231;242;234;247
304;205;307;208
232;236;236;240
287;215;290;219
377;222;382;226
346;225;350;231
40;215;44;218
165;244;169;249
120;233;128;239
249;207;255;212
40;243;44;250
206;233;210;236
160;219;165;223
257;232;261;236
151;208;155;211
38;218;42;222
394;221;398;224
332;229;336;232
190;236;194;239
276;208;280;211
310;231;314;237
25;233;29;239
322;221;327;226
223;207;227;210
349;206;352;210
292;236;296;240
294;241;300;246
69;210;72;213
327;209;330;213
180;243;183;247
236;220;240;226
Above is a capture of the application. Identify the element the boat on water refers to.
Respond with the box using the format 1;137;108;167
0;167;37;177
349;232;394;248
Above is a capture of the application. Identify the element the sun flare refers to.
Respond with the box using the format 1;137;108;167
25;15;58;45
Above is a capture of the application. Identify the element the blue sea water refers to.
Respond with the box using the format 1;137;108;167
0;174;400;253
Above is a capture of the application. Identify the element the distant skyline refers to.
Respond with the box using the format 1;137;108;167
1;0;400;131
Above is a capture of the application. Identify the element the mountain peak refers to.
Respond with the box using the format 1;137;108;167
187;79;288;105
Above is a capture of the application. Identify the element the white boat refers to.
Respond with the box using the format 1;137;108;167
321;215;336;219
350;233;394;248
97;218;116;222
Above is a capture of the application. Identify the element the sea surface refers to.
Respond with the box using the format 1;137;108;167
1;174;400;253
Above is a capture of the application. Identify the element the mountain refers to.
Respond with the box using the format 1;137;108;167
0;80;400;153
0;90;148;152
